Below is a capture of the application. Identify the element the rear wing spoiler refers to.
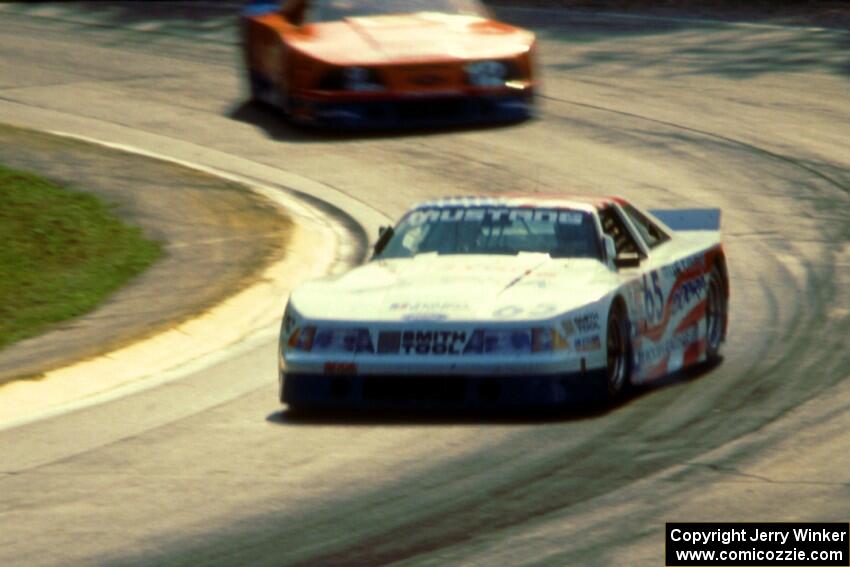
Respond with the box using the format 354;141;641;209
649;208;721;231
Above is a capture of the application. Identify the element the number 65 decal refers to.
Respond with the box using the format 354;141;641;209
642;272;664;325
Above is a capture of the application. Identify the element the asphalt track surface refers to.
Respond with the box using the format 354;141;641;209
0;4;848;566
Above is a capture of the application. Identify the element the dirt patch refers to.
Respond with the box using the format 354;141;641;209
484;0;850;29
0;124;291;384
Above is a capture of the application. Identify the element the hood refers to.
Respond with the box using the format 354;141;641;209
291;254;617;322
292;13;534;65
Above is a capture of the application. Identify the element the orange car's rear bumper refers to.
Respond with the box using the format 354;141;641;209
288;87;535;128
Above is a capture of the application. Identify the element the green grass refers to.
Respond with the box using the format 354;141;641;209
0;164;161;350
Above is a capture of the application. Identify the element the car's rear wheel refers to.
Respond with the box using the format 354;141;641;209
248;71;291;114
705;268;727;361
248;70;269;104
606;302;631;398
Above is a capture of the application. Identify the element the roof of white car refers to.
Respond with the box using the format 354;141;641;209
414;194;620;213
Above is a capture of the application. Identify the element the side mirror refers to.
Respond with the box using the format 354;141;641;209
373;225;394;256
614;251;642;269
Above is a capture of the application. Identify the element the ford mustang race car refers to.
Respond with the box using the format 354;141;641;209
241;0;536;128
279;195;729;409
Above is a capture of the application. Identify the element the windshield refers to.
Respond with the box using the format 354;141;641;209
307;0;486;22
376;206;601;260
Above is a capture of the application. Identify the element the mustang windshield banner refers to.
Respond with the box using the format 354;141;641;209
406;207;587;226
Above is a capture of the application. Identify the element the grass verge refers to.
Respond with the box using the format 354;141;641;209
0;164;161;350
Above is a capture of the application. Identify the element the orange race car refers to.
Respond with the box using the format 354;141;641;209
241;0;537;128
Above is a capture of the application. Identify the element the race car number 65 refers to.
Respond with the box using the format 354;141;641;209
642;272;664;325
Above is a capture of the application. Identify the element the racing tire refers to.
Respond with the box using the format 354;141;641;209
704;268;727;362
248;71;291;115
248;70;270;105
606;302;631;399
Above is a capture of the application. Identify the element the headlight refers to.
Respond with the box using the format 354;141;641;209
463;328;568;354
465;60;511;87
464;329;530;354
286;328;376;353
532;328;571;353
319;67;385;92
313;328;375;353
287;325;316;352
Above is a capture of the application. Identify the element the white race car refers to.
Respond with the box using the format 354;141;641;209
279;195;729;409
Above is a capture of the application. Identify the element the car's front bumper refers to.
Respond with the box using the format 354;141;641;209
288;91;535;129
280;369;608;410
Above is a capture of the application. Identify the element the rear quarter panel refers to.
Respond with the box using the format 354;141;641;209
627;235;725;384
242;10;302;90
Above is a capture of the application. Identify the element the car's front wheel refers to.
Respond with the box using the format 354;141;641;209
606;302;631;398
